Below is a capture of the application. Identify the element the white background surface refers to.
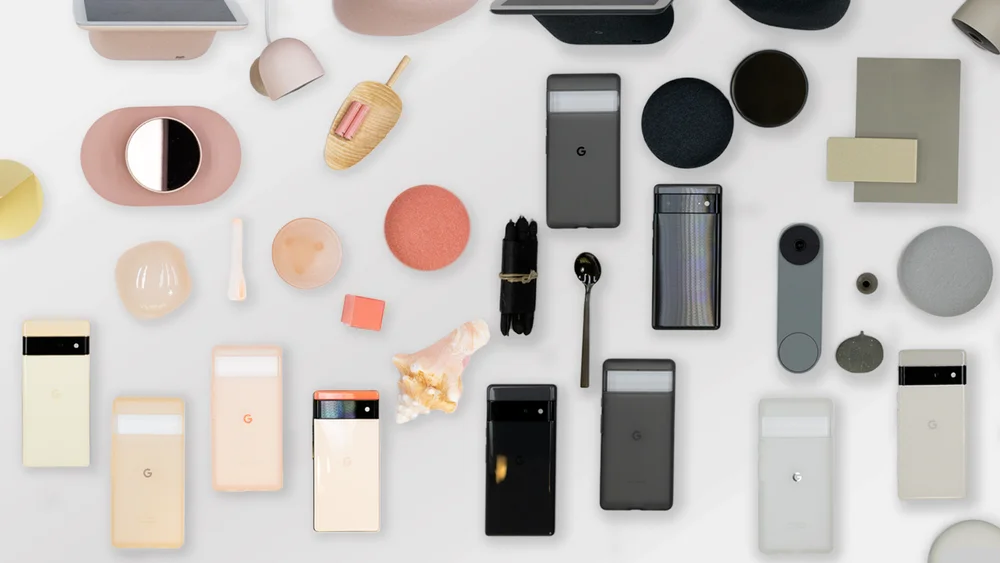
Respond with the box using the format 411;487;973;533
2;1;999;561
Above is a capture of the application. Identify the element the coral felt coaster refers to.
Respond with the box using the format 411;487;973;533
384;185;470;271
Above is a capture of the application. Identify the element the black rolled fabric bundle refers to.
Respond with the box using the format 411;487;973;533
499;217;538;336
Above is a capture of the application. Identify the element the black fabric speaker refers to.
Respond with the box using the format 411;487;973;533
534;6;674;45
729;0;849;30
642;78;734;169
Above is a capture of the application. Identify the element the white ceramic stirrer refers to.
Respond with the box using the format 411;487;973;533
229;218;246;301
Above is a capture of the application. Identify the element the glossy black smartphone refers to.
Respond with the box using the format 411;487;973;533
652;184;722;330
485;384;557;536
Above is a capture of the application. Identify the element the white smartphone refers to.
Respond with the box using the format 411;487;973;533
758;398;834;554
22;320;91;467
898;349;967;500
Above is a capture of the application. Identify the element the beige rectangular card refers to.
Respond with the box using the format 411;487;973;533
827;138;918;183
212;346;283;492
111;398;185;549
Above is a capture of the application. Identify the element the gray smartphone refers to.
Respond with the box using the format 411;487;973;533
897;349;967;500
652;185;722;329
600;359;675;511
546;74;620;229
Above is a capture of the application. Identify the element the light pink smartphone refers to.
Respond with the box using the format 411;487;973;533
313;390;380;532
212;346;283;492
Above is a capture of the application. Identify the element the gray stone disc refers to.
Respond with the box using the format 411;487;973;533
835;332;884;374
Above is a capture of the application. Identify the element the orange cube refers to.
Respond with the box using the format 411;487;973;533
341;295;385;331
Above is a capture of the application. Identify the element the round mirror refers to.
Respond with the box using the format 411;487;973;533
126;118;202;193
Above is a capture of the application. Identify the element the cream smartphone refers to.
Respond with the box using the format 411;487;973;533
898;350;967;500
23;320;91;467
313;391;380;533
112;398;185;549
758;398;834;554
212;346;282;492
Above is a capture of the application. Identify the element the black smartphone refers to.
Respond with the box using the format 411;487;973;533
652;184;722;330
546;74;621;229
600;359;675;511
485;384;557;536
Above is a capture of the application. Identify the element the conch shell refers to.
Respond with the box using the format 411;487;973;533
393;320;490;424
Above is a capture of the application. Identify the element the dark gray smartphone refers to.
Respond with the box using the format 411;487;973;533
600;360;675;510
653;184;722;330
546;74;621;229
486;385;557;536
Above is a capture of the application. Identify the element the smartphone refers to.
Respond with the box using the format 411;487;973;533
485;384;557;536
111;397;185;549
758;398;834;554
600;359;675;510
22;320;91;467
211;346;283;492
546;74;620;229
653;185;722;330
898;349;967;500
313;391;380;533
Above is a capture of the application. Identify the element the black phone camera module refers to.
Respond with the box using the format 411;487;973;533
780;225;821;265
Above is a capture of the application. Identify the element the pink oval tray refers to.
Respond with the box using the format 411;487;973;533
81;106;241;206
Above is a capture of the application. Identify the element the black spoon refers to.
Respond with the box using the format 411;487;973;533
575;252;602;388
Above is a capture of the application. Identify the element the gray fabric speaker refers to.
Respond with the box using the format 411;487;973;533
898;226;993;317
929;520;1000;563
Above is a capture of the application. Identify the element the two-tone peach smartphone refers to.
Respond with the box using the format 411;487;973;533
212;346;283;492
22;320;91;467
313;391;380;533
111;397;185;549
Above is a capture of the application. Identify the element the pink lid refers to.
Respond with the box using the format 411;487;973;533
333;0;476;36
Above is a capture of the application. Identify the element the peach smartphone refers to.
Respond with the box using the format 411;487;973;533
112;397;185;549
22;320;91;467
313;391;380;532
212;346;283;491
